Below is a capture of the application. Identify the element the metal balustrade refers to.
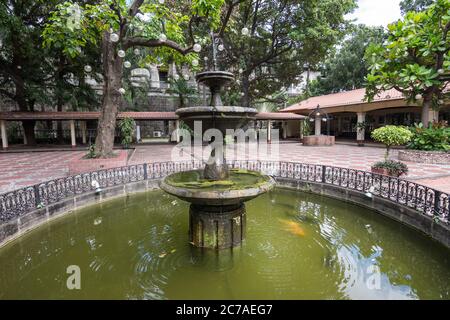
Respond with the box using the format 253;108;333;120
1;161;448;226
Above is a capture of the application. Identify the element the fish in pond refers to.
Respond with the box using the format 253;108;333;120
279;219;305;237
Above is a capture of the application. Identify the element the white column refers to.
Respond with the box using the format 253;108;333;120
315;116;321;136
175;120;180;143
299;120;304;140
136;125;141;142
267;120;272;143
70;120;76;148
356;112;366;143
81;121;87;144
1;120;8;149
428;109;439;123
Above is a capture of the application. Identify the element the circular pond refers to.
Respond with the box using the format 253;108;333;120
0;188;449;299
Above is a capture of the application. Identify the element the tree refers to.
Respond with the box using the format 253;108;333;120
167;78;197;108
306;25;386;96
44;0;234;157
0;0;101;145
400;0;436;15
365;0;450;127
0;0;59;145
221;0;357;108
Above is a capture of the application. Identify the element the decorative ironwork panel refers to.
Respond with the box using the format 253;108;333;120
0;187;36;222
0;161;448;228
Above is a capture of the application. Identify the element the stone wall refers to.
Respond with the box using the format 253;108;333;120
398;150;450;164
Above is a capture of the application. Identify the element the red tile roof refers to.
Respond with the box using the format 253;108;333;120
256;112;304;120
0;111;304;121
280;88;405;113
0;111;178;121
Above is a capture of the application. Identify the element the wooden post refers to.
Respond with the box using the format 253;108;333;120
81;121;87;145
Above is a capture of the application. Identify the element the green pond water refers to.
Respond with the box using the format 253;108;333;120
0;188;449;300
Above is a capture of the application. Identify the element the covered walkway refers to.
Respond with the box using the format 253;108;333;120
281;87;450;144
0;111;304;149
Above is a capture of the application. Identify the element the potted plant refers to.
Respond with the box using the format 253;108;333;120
118;117;136;149
370;125;412;177
355;121;368;146
371;160;409;177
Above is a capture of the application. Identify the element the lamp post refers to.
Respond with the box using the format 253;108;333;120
308;105;330;136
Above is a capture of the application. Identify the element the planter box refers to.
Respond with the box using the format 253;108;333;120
68;150;129;175
398;149;450;164
303;135;335;146
371;166;404;178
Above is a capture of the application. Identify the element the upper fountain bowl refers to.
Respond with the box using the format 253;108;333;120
196;71;234;88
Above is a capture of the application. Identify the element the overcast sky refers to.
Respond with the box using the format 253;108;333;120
346;0;402;27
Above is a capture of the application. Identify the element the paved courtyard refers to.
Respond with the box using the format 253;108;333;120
1;143;450;193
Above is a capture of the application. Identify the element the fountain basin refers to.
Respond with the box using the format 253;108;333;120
160;169;274;206
160;169;275;249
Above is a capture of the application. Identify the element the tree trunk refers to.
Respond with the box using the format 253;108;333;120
15;73;37;145
94;31;124;158
22;120;36;145
421;95;432;128
241;75;250;108
56;101;64;144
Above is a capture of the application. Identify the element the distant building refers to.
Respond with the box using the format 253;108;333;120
281;87;450;143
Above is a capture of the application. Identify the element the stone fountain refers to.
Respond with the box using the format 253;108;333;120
160;33;275;250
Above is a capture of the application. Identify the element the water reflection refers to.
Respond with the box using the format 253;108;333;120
0;188;448;299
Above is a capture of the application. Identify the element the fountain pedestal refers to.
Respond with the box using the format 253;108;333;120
189;203;246;249
160;68;274;250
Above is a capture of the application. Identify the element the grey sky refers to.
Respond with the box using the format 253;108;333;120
346;0;402;27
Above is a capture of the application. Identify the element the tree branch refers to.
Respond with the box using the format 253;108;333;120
123;37;193;55
128;0;144;17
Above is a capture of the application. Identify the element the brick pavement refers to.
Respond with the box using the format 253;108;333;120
1;143;449;194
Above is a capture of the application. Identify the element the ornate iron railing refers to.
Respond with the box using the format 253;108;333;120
1;161;449;226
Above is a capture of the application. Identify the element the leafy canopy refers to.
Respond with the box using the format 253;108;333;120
400;0;436;15
307;25;385;96
43;0;225;66
365;0;450;108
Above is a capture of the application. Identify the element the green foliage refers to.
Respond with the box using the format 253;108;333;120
302;119;312;136
365;0;450;108
222;0;357;107
43;0;223;66
372;160;409;177
308;25;386;96
118;117;135;148
407;122;450;151
86;143;97;159
167;78;198;108
371;125;413;159
400;0;436;14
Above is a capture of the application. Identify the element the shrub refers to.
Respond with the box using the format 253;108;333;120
407;122;450;151
372;160;409;177
371;125;413;160
85;143;97;159
118;117;136;148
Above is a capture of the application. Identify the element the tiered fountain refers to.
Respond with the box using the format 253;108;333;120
160;33;275;250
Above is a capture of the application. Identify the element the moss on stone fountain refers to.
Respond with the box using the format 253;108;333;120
164;169;271;191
